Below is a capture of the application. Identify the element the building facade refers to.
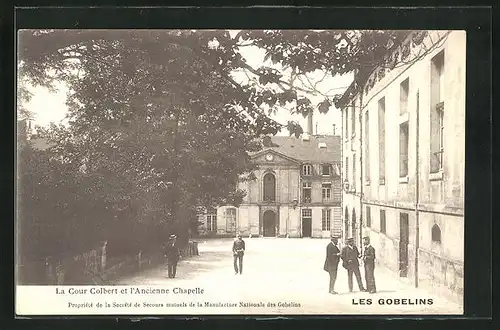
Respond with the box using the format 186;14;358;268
339;30;465;302
198;129;343;238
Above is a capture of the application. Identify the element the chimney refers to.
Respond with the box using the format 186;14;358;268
302;111;313;141
27;120;32;138
307;111;313;135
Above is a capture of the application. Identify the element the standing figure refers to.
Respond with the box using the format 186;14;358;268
341;237;366;292
164;234;181;278
232;234;245;275
323;235;341;294
362;236;377;293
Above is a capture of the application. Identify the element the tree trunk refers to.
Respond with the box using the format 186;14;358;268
168;110;181;240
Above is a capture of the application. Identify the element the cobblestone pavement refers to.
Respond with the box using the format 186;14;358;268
116;238;463;315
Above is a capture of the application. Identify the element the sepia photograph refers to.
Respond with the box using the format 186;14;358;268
16;28;465;315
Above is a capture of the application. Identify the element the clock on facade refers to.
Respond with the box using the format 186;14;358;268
265;154;274;161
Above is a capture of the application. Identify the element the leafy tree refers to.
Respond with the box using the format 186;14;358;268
18;30;268;250
18;142;112;259
17;29;431;253
18;29;419;135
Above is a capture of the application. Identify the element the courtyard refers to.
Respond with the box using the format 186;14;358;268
115;238;463;315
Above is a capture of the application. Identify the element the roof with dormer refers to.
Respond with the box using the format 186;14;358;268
251;135;341;163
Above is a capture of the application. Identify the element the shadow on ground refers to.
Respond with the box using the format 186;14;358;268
173;250;233;281
113;249;233;283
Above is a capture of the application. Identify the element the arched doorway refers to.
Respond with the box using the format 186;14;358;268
344;207;349;240
263;210;276;237
263;173;276;202
352;208;357;244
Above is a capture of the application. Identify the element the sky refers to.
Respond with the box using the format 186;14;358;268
24;30;353;136
25;82;70;127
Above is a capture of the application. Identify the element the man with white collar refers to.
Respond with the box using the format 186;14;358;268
323;235;341;294
341;237;366;293
164;234;181;278
232;234;245;275
362;236;377;293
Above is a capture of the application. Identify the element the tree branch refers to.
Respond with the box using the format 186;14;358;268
238;61;320;96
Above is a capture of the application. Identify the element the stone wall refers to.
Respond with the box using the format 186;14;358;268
17;241;199;285
418;249;463;304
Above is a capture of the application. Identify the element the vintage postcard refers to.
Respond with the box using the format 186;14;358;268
16;28;465;315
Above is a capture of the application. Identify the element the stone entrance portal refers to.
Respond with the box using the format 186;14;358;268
263;210;276;237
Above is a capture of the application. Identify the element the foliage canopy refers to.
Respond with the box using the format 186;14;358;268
17;29;417;257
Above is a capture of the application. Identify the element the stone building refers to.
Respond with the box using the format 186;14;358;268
198;118;342;238
338;30;465;302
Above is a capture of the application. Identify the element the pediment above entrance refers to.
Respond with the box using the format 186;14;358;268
251;149;300;167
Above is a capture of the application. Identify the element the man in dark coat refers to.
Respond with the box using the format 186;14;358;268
341;237;366;292
164;234;181;278
323;235;341;294
232;234;245;275
362;236;377;293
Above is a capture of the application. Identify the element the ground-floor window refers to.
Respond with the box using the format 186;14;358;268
207;214;217;232
322;209;331;231
380;209;386;234
366;206;371;228
225;208;237;233
431;224;442;244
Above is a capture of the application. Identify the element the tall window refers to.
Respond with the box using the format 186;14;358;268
322;183;332;202
365;111;370;182
438;104;444;168
263;173;276;201
351;104;356;136
322;164;331;176
352;208;357;244
352;153;356;190
378;97;386;184
302;182;312;203
431;51;445;173
400;78;409;115
207;213;217;232
322;209;331;231
302;164;312;176
380;209;386;234
344;208;349;240
344;107;349;139
226;208;236;233
345;157;349;183
399;121;409;178
366;206;371;227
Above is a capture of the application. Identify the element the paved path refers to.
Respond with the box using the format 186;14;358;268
115;238;463;315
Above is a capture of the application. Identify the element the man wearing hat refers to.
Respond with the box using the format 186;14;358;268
323;235;341;294
362;236;377;293
164;234;181;278
341;237;366;292
232;234;245;275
